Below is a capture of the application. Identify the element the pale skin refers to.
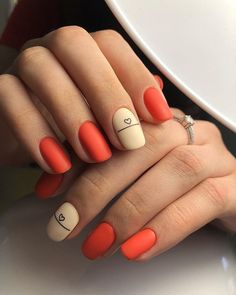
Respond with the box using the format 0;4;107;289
0;27;235;260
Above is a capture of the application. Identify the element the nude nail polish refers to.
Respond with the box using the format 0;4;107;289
82;222;116;260
121;228;157;260
47;202;79;242
144;87;172;122
39;137;71;173
79;121;112;162
35;172;64;199
113;108;145;150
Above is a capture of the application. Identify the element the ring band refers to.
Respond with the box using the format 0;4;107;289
173;115;195;145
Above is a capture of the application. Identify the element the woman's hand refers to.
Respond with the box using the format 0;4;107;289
44;108;236;261
0;26;171;170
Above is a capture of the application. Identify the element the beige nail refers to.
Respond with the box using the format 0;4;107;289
47;202;79;242
113;108;145;150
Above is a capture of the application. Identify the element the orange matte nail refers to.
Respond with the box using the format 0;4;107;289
82;222;116;260
39;137;71;173
144;87;172;122
35;172;64;199
79;121;112;162
121;228;157;260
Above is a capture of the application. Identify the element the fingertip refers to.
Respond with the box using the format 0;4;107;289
35;172;64;199
143;87;173;123
78;121;112;162
39;137;72;173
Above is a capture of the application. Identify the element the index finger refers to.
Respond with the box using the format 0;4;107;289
91;30;173;123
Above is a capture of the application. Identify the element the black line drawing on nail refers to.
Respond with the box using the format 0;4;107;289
117;123;140;133
59;213;65;222
54;213;70;231
124;118;132;125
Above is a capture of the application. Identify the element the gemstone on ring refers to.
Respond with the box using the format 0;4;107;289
181;115;195;128
173;114;195;145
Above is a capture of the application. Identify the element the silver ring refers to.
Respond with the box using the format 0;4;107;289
173;115;195;145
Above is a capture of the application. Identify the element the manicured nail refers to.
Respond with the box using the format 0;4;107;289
79;121;112;162
82;222;116;260
154;75;164;90
113;108;145;150
39;137;71;173
35;172;64;199
121;228;157;260
144;87;172;122
47;202;79;242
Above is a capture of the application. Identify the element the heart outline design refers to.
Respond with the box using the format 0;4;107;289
124;118;132;125
59;213;65;222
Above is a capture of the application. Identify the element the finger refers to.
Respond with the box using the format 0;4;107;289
35;150;87;199
0;74;71;173
35;107;185;199
14;46;112;163
121;172;236;261
40;114;210;199
38;115;186;199
81;141;234;259
45;118;187;241
40;26;146;150
91;30;172;123
45;117;210;243
22;39;165;93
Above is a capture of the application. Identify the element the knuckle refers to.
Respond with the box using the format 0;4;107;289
119;188;148;220
108;188;148;234
170;146;203;178
93;29;123;41
201;178;227;210
143;125;160;153
49;26;88;46
121;196;142;219
79;169;111;197
17;46;47;71
166;203;192;228
204;121;222;139
0;74;17;90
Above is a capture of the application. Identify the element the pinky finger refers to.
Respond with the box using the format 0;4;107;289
121;173;236;261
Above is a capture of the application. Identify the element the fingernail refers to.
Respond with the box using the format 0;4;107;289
35;172;64;199
40;137;71;173
47;202;79;242
144;87;172;122
154;75;164;90
113;108;145;150
79;121;112;162
82;222;116;260
121;228;157;260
